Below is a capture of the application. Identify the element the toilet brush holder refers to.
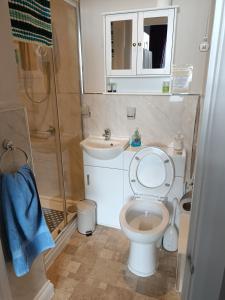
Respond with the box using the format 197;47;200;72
163;198;178;251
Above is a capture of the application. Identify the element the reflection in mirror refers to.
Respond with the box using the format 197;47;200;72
111;20;132;70
143;17;168;69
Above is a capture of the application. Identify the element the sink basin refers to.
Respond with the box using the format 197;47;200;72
80;136;129;160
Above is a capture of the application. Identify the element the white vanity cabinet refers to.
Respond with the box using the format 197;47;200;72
83;152;124;228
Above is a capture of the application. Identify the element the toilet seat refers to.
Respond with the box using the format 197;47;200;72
129;147;174;199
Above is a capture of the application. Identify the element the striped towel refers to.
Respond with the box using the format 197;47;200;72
8;0;53;47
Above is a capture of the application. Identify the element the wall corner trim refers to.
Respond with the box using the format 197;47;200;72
33;280;54;300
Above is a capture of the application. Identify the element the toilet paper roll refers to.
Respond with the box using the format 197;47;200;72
180;199;191;214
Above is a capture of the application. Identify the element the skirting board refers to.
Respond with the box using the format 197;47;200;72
33;280;54;300
44;218;78;270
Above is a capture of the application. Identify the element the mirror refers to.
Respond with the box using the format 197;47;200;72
105;8;175;78
111;20;133;70
142;17;168;69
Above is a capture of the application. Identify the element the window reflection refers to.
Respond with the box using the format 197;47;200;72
111;20;132;70
143;17;168;69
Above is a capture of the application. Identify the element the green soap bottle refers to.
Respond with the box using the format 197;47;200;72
131;128;141;147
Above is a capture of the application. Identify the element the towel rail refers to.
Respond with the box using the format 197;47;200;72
0;139;29;167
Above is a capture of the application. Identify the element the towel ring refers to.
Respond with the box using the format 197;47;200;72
0;139;29;167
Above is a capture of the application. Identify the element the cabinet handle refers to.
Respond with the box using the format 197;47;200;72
87;174;90;185
138;42;142;46
132;42;137;47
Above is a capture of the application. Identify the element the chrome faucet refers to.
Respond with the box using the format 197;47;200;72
103;128;111;141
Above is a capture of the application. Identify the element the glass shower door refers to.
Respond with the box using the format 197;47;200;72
13;0;84;239
51;0;84;222
14;41;66;239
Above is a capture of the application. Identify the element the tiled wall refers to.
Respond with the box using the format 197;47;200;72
0;108;31;172
82;93;199;180
0;109;50;300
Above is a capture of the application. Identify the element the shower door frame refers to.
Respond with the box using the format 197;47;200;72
63;0;84;95
50;0;84;230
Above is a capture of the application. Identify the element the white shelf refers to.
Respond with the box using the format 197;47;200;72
102;92;201;96
103;92;172;96
83;92;201;96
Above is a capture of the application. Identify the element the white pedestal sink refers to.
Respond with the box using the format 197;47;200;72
80;136;129;160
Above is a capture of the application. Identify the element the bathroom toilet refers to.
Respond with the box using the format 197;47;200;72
120;146;179;277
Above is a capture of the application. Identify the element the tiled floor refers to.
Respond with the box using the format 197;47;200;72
47;226;180;300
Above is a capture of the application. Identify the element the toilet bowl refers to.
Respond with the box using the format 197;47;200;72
120;146;176;277
120;197;169;276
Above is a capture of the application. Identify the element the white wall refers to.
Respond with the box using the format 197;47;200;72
80;0;213;93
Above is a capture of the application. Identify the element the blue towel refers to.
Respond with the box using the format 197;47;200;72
0;164;55;277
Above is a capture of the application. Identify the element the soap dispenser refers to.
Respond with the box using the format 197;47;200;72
131;128;141;147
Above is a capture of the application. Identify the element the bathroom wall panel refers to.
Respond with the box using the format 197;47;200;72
0;108;31;172
0;108;48;300
15;43;54;97
32;153;61;197
20;92;55;133
0;240;12;300
82;93;198;179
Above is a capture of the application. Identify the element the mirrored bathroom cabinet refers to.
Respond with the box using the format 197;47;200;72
104;6;178;93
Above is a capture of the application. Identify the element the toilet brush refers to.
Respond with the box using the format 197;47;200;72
163;198;178;252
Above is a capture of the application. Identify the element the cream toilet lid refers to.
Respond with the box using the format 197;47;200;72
129;147;174;198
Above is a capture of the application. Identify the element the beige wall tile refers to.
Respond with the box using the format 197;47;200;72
82;93;198;179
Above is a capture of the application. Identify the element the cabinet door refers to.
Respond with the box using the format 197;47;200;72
105;13;137;76
84;166;123;228
137;9;176;75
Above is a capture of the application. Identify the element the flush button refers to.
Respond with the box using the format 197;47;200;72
165;183;170;187
164;159;169;163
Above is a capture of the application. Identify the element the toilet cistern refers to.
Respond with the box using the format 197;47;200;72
103;128;111;140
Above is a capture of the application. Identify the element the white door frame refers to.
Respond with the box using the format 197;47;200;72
182;0;225;299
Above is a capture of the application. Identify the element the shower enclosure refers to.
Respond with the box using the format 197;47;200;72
13;0;84;239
